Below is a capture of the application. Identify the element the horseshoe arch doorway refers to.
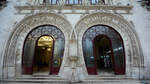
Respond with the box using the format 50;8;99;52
82;25;125;75
22;25;65;75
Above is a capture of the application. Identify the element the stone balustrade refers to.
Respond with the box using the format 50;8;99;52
14;0;132;15
15;0;133;15
26;0;112;6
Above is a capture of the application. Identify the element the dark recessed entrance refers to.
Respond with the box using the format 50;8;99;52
94;35;114;75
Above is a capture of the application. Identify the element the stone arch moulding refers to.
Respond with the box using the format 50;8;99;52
2;13;72;79
75;12;144;79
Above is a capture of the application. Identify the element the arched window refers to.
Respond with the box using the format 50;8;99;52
82;25;125;75
22;25;65;75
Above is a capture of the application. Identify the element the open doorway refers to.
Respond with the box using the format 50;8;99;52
83;25;125;75
22;25;65;75
94;35;114;75
33;36;54;75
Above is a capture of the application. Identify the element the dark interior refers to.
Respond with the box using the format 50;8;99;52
94;35;113;73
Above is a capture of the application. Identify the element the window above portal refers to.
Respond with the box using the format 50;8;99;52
0;0;7;9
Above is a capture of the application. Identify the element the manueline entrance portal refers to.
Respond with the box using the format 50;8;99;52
83;25;125;75
22;25;65;75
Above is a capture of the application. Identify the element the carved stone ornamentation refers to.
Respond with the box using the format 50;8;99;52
2;12;145;82
2;13;72;78
75;12;144;79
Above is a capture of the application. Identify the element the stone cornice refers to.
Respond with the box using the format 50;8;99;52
15;5;133;15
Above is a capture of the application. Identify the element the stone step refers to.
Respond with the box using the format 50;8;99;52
86;75;132;80
2;75;145;84
20;75;59;77
14;75;133;82
16;77;62;80
16;75;61;80
2;79;142;84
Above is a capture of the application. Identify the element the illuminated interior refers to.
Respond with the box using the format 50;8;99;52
33;36;53;75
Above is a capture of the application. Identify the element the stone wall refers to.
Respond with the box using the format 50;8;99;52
1;12;145;82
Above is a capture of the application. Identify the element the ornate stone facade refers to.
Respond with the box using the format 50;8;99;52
2;11;144;83
2;13;72;78
75;12;144;79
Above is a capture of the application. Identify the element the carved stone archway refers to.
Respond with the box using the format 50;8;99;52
75;12;144;79
2;13;72;78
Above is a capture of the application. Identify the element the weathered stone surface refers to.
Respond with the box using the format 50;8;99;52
0;5;145;84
